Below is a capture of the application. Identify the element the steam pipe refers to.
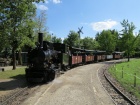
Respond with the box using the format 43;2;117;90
38;33;43;48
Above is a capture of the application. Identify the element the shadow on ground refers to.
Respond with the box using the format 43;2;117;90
0;75;27;91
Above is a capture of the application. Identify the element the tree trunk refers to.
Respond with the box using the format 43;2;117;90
128;52;130;62
12;27;16;70
12;47;16;70
18;49;22;65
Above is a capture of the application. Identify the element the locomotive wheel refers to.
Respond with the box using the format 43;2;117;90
26;76;29;82
63;66;67;71
62;64;67;71
43;72;48;83
25;72;30;82
49;70;55;81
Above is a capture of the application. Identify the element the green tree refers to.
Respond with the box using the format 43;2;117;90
95;30;118;54
135;34;140;57
33;10;48;39
16;19;36;65
120;19;139;61
51;36;62;43
34;10;47;33
81;37;95;50
43;32;52;41
92;40;100;50
0;0;44;69
110;30;120;51
42;33;62;43
63;31;80;47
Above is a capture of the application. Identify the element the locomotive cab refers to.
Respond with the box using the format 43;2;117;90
53;43;70;71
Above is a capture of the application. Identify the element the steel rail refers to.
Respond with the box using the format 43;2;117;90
104;70;136;105
1;87;28;105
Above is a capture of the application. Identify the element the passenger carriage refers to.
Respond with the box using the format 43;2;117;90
69;47;84;67
84;50;95;64
113;51;124;59
94;50;106;62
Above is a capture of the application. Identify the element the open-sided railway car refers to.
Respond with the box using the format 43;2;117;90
69;47;84;67
94;50;106;62
106;54;113;60
84;50;94;63
113;51;124;59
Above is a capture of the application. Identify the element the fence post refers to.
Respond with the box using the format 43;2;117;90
134;73;136;87
122;66;124;78
114;65;116;77
127;64;129;68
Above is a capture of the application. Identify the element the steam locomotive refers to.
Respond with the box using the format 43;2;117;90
25;33;62;82
25;33;123;83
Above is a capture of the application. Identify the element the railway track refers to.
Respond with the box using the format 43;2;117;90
0;72;61;105
1;87;28;105
0;83;41;105
99;63;137;105
104;69;135;105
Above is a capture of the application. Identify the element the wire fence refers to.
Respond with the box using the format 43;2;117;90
110;63;140;89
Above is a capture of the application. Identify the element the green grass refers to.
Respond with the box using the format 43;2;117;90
109;59;140;99
0;67;26;79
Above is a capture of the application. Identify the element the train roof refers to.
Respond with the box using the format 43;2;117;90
84;49;95;53
112;51;125;54
94;50;106;53
70;47;85;51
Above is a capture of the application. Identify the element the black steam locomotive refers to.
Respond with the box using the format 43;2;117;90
25;33;123;83
25;33;63;82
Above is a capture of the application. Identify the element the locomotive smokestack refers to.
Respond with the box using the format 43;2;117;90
38;33;43;48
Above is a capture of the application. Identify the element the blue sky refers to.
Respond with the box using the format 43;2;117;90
35;0;140;39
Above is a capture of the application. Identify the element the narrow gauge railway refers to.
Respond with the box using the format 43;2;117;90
0;33;137;105
0;86;28;105
99;62;139;105
25;33;124;83
0;83;45;105
104;70;135;105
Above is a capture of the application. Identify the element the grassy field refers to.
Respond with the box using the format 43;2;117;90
0;67;26;79
109;59;140;99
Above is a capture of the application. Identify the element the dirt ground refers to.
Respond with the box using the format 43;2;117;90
0;66;27;97
0;79;26;97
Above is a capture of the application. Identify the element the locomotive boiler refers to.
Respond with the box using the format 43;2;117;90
25;33;60;82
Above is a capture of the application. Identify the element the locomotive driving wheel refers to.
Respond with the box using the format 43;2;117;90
43;72;48;83
48;70;55;81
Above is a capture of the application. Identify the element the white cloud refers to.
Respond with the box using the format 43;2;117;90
91;19;118;31
33;0;61;11
44;0;49;4
52;0;62;4
35;4;48;10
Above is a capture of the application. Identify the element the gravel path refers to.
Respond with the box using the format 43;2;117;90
21;63;115;105
0;66;27;101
